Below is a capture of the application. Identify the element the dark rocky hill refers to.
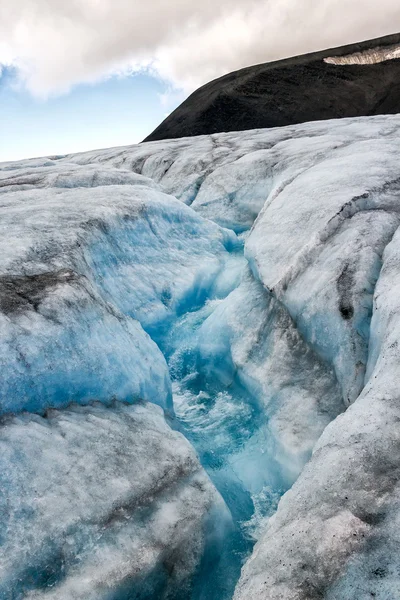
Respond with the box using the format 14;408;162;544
144;32;400;142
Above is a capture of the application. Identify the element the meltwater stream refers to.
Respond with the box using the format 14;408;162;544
145;239;287;600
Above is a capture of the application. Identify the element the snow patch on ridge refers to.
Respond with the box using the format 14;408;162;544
324;43;400;65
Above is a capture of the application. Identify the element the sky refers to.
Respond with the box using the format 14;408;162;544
1;0;400;162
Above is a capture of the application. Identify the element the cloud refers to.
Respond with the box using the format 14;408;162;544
1;0;400;97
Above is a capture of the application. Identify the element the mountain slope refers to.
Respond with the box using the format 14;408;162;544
144;32;400;142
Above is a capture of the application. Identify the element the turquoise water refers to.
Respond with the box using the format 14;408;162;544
148;248;285;600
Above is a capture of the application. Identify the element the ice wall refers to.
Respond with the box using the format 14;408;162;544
0;402;227;600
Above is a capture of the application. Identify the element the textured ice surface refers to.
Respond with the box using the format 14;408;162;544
197;267;342;484
0;172;237;414
0;270;171;414
2;114;400;599
0;402;226;600
234;232;400;599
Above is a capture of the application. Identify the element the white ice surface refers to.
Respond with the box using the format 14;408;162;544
0;402;226;600
234;226;400;600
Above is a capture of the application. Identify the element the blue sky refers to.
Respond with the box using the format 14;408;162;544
0;67;183;162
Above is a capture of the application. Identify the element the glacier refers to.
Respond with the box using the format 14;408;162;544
1;113;400;599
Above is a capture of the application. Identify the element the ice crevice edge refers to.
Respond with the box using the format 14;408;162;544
1;114;400;599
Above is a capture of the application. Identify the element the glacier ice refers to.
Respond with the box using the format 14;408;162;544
0;270;171;415
233;225;400;597
0;402;227;599
197;267;343;484
1;114;400;599
0;174;237;414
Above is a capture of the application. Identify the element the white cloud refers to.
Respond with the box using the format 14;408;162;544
1;0;400;97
